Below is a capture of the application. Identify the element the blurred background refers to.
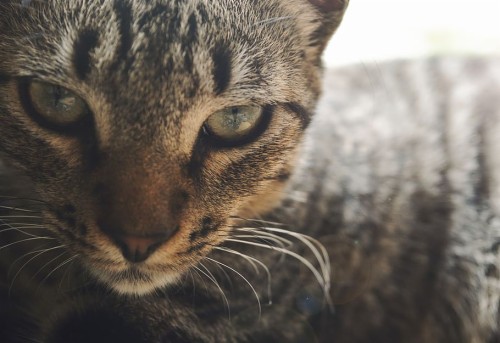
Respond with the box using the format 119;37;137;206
323;0;500;67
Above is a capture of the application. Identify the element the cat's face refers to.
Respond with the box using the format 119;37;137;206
0;0;347;294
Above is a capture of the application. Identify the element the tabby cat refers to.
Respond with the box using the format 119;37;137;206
1;0;499;342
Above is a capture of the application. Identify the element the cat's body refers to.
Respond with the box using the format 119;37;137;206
286;57;500;342
1;0;499;342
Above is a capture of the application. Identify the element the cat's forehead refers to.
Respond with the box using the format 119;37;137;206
1;0;307;118
3;0;301;79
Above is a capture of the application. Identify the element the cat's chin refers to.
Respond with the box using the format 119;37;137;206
89;267;181;296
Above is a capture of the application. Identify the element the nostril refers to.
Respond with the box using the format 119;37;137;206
114;234;170;263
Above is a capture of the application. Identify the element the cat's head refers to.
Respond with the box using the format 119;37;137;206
0;0;348;294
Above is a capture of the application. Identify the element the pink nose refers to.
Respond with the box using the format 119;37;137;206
114;234;168;263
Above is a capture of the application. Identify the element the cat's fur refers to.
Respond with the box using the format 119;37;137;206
0;0;346;296
1;0;500;342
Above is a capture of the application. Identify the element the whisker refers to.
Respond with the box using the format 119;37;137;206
187;269;196;301
215;247;260;275
0;219;51;238
0;222;45;228
193;265;231;319
253;16;295;27
205;256;262;318
0;196;48;205
233;223;331;294
253;226;331;291
0;205;42;213
199;262;220;287
9;245;66;295
199;262;230;298
230;216;286;227
39;255;78;287
231;234;288;249
58;257;77;294
0;215;44;219
206;256;234;290
0;236;55;251
0;224;49;236
7;243;59;275
225;238;331;306
234;227;294;246
192;267;208;289
214;246;273;305
30;251;67;281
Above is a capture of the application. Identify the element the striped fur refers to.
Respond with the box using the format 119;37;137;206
0;0;347;296
38;56;500;343
1;0;500;342
281;57;500;342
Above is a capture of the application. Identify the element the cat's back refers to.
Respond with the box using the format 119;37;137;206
300;56;500;228
279;56;500;342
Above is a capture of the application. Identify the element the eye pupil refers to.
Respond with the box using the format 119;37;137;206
224;111;246;130
53;87;76;111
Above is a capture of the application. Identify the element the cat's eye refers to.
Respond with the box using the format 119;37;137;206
22;80;90;128
204;105;267;146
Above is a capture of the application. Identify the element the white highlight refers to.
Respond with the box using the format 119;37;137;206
325;0;500;67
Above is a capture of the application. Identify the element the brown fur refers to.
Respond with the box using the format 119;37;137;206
0;0;347;296
3;1;500;343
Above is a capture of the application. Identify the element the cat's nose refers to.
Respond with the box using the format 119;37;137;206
113;233;170;263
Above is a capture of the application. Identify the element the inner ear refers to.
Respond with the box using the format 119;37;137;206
308;0;347;12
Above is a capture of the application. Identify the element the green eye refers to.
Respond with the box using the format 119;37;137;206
25;81;89;127
204;105;265;144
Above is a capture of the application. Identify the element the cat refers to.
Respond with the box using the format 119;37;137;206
0;0;348;341
1;0;500;342
27;56;500;343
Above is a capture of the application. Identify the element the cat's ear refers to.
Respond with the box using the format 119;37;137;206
295;0;349;60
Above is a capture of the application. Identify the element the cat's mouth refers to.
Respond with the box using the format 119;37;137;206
87;262;182;295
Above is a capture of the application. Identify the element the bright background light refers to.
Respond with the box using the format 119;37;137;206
324;0;500;67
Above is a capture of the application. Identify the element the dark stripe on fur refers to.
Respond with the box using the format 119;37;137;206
212;42;232;95
189;217;218;242
284;102;311;129
54;207;77;228
196;3;210;24
309;25;330;48
182;12;198;75
185;241;208;254
110;0;133;71
137;4;169;33
73;29;99;80
186;12;198;45
275;170;292;182
391;188;453;339
217;142;292;195
185;130;210;179
473;77;496;206
474;125;490;205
